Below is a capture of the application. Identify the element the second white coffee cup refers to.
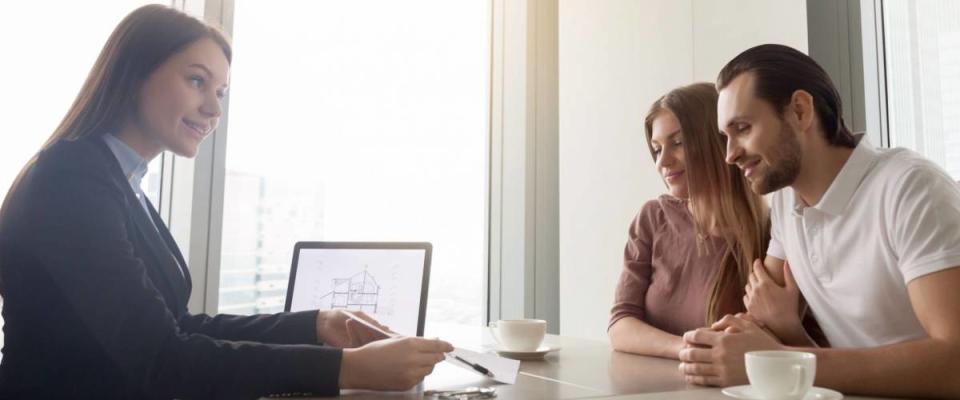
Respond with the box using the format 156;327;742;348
488;319;546;351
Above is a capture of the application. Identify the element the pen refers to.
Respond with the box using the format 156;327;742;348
452;355;494;377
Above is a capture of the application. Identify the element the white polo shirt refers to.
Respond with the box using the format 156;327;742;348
767;138;960;348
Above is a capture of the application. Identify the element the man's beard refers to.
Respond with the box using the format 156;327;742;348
754;125;801;195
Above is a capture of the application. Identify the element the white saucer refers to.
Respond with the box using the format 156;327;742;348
722;385;843;400
494;345;561;360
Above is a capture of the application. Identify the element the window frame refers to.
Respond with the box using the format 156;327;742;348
860;0;892;148
161;0;233;314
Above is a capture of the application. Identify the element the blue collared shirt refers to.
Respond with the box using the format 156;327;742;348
102;134;186;279
102;134;153;224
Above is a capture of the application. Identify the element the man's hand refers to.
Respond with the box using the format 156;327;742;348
339;336;454;391
678;315;784;386
744;259;804;340
316;310;393;348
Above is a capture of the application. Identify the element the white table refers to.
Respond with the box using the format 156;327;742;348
305;323;898;400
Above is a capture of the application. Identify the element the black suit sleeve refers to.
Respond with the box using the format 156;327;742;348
178;311;320;345
23;160;342;399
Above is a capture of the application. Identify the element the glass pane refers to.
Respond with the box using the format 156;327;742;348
219;1;490;327
143;156;164;209
884;0;960;179
0;0;162;355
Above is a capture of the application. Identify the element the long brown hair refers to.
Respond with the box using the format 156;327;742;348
1;4;231;216
643;82;769;324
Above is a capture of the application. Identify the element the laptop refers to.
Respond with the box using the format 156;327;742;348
284;241;431;337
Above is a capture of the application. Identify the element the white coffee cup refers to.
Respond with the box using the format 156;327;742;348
488;319;546;352
745;351;816;400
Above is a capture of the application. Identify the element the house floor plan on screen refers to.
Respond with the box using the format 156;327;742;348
317;268;382;313
288;245;428;336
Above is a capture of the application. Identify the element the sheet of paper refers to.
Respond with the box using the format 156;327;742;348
445;347;520;384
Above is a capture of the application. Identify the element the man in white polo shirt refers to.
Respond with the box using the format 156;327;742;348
678;44;960;399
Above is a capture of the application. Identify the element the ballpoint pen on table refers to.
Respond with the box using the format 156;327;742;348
450;354;494;378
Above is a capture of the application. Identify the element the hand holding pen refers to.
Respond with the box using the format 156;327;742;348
341;310;496;380
338;310;454;391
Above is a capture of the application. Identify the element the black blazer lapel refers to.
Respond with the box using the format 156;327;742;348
129;200;190;313
145;197;193;299
94;140;190;313
126;190;190;314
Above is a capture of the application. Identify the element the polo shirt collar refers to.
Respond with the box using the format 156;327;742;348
792;134;878;216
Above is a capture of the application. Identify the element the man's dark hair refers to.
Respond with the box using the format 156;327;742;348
717;44;857;148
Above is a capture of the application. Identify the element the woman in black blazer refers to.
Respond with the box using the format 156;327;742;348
0;5;451;399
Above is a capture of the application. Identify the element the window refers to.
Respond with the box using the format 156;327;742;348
883;0;960;178
0;1;164;205
217;1;490;326
0;0;162;353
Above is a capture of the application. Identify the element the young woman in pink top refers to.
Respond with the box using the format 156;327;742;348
608;82;770;359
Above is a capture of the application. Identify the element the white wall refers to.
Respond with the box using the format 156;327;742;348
691;1;808;81
558;0;808;340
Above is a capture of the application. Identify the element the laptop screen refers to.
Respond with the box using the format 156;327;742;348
285;242;431;337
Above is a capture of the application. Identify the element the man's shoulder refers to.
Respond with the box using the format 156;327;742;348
873;147;945;179
869;147;958;197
